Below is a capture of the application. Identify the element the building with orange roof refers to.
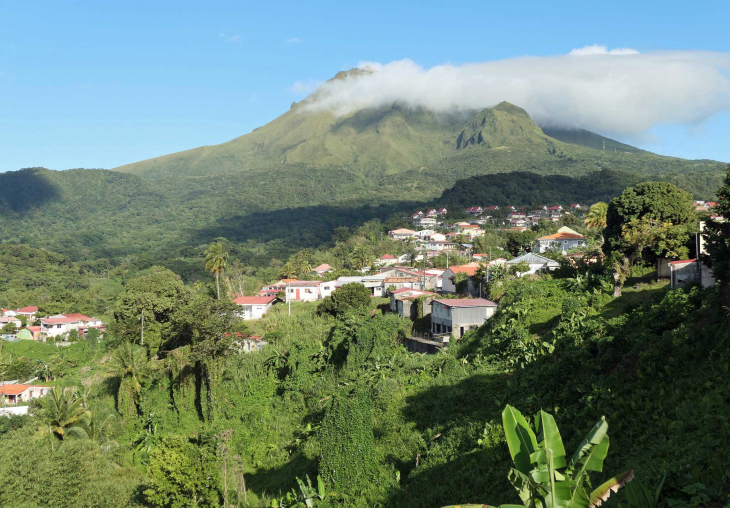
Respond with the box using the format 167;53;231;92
0;383;52;405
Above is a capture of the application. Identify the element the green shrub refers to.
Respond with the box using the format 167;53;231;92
317;282;372;317
318;385;378;494
144;436;221;508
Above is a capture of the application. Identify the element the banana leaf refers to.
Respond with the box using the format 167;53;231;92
502;405;538;475
589;470;634;508
567;417;608;477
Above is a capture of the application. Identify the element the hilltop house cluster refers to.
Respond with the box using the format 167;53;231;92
463;204;584;231
0;306;105;342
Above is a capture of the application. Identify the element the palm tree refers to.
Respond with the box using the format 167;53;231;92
280;262;297;279
299;260;312;275
39;387;91;441
109;341;146;417
205;242;229;300
87;410;119;453
350;244;371;270
585;202;608;229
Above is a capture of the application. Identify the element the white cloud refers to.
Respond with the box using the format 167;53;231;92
289;79;323;95
219;32;241;44
285;38;302;44
569;44;639;56
300;49;730;138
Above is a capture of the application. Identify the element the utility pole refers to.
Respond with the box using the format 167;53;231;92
446;252;450;269
288;281;291;317
140;311;144;346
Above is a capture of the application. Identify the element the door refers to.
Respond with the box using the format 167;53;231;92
296;289;300;301
460;327;464;337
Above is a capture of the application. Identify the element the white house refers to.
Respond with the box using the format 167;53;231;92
377;254;399;267
15;306;38;321
1;309;17;317
430;298;498;339
40;313;104;338
669;259;716;289
465;207;484;215
414;229;436;239
285;280;336;302
506;252;560;276
233;296;277;320
0;316;22;330
389;228;416;240
312;264;333;275
423;240;457;252
413;216;438;228
0;383;52;405
534;227;587;253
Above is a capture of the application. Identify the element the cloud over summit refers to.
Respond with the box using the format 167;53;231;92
301;48;730;137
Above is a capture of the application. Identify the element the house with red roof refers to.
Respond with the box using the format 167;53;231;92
534;227;586;253
40;313;104;339
465;206;484;215
0;383;52;405
233;295;277;320
377;254;399;267
430;298;498;339
15;306;38;320
312;263;333;275
437;208;448;216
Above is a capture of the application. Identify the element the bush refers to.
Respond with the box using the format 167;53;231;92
144;436;221;508
318;385;378;494
317;282;372;317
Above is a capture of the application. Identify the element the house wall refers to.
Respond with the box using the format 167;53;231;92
238;302;274;320
535;239;585;253
286;286;320;302
430;302;453;334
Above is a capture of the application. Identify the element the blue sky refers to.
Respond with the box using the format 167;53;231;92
1;0;729;173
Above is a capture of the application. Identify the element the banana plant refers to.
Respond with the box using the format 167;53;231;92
444;405;633;508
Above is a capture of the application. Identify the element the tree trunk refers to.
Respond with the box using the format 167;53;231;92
215;271;221;300
612;271;623;297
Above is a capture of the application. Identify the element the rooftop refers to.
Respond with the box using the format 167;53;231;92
233;296;278;305
433;298;498;308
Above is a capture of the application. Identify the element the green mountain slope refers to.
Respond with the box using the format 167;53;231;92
541;126;646;154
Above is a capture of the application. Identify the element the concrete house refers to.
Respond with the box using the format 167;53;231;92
234;296;277;320
534;227;586;253
40;314;104;339
0;383;51;405
312;264;333;275
389;289;437;319
413;216;438;228
430;298;498;339
669;259;716;289
389;228;416;240
0;316;22;330
377;254;399;267
442;263;481;294
15;306;38;321
285;280;336;302
16;326;42;341
506;252;560;276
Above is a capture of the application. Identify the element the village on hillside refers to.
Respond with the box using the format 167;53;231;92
1;199;722;412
